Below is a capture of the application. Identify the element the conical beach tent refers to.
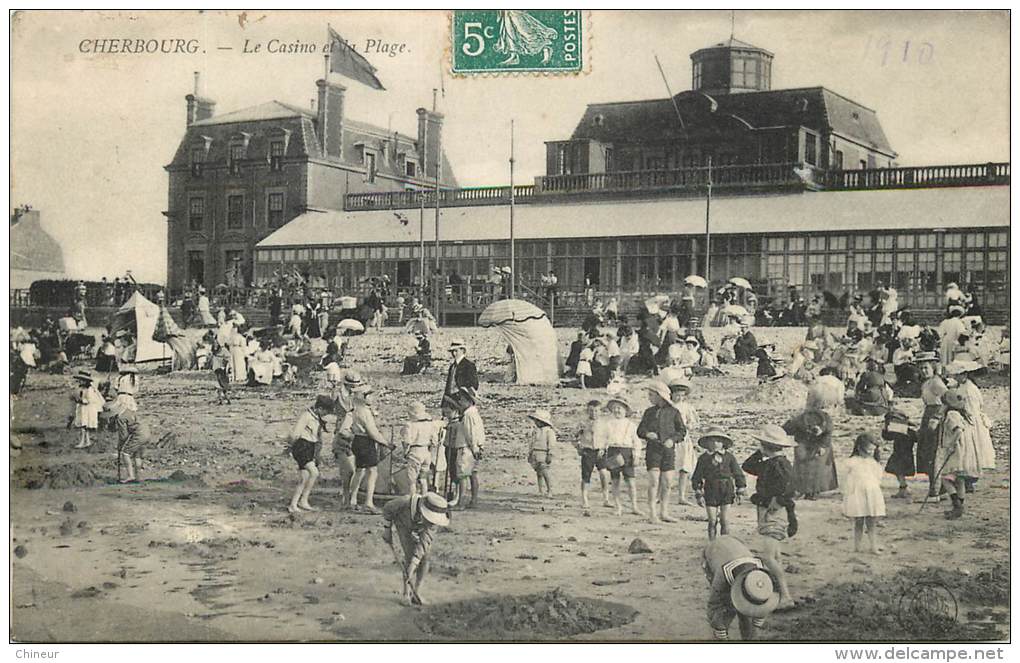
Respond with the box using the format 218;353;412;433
109;291;174;363
478;299;560;385
154;304;198;369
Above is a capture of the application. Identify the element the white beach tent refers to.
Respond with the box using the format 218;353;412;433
478;299;560;385
109;291;174;363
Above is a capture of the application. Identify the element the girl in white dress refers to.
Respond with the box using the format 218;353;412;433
842;433;886;554
951;364;995;472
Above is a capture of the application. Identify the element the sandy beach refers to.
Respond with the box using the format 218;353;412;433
10;326;1010;642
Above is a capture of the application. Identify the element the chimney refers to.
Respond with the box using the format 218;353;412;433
416;108;444;180
186;72;216;126
316;79;346;159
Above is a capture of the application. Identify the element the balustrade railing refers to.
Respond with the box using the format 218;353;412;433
823;162;1009;190
345;185;536;211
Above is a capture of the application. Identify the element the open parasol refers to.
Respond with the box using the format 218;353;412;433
338;319;365;333
683;275;708;288
728;277;753;290
721;304;749;317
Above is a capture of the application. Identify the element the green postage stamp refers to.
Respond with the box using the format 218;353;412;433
452;10;584;74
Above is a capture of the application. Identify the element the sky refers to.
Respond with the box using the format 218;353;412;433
10;9;1010;283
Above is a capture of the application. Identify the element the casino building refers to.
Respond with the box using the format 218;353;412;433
247;38;1009;319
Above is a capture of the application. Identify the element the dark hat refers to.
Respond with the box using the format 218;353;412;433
313;395;335;412
855;432;881;449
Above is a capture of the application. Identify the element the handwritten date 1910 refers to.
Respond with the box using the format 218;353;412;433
864;37;934;66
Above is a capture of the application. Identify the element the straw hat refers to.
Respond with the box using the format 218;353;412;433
912;351;939;364
750;423;796;448
644;380;672;401
527;409;555;428
73;369;93;383
418;492;451;527
886;409;910;424
731;568;780;619
449;338;467;351
343;370;364;387
605;396;632;413
697;425;733;449
946;359;982;375
410;401;431;421
667;376;692;393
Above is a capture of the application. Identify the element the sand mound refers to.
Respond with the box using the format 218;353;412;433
12;462;99;489
738;378;808;407
417;588;637;640
767;564;1006;641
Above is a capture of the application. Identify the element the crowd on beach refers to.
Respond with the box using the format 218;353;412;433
9;273;1008;639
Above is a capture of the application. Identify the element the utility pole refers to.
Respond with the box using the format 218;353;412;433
509;119;516;299
705;155;713;287
419;191;425;294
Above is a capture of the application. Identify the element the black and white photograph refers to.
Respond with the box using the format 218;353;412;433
7;9;1011;651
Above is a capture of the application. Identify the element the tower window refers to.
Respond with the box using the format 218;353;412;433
693;61;702;89
188;197;204;232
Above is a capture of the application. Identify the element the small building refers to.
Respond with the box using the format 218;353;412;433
10;206;66;289
164;74;457;291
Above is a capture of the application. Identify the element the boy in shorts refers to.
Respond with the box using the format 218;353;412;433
638;380;683;523
573;399;611;510
598;396;644;517
454;387;484;509
288;395;333;513
402;401;446;496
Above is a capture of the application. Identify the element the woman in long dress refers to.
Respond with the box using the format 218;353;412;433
197;289;217;326
228;330;248;383
952;363;995;471
783;407;838;498
495;10;558;65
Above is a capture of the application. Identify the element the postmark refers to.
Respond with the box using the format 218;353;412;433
897;582;958;634
452;10;585;75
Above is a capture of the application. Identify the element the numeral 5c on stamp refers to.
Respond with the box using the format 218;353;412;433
452;10;585;74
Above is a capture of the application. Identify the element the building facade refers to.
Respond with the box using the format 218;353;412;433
252;38;1009;318
164;76;457;291
545;38;896;180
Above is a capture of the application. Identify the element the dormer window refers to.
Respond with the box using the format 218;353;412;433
190;148;205;177
593;114;605;127
405;160;417;178
189;136;212;178
228;132;252;176
269;141;284;171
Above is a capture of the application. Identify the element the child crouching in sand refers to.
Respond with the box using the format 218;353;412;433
287;395;333;513
527;409;556;497
842;433;886;553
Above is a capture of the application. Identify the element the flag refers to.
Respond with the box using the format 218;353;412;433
328;26;385;90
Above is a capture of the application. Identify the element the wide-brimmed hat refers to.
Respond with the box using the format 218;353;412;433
605;396;632;413
912;351;939;364
751;423;796;448
343;370;364;387
667;376;692;393
731;568;780;619
118;363;138;374
698;425;733;449
418;492;451;527
946;359;982;375
942;389;968;410
644;380;672;401
527;408;555;428
449;338;467;351
886;409;910;424
73;369;93;383
410;401;431;421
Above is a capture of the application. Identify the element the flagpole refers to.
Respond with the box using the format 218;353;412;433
419;191;425;294
509;119;516;300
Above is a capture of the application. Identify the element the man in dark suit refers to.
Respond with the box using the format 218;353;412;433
444;338;479;400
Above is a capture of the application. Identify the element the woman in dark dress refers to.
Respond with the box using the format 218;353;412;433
782;408;838;499
882;409;917;499
628;310;660;376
